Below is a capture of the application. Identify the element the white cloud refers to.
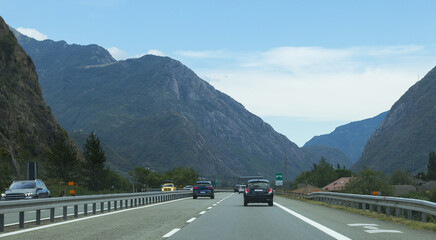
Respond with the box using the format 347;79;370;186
146;49;166;57
107;47;129;60
16;27;48;41
178;45;436;122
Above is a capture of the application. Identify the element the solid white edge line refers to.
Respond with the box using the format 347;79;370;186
275;202;351;240
186;218;196;223
162;228;180;238
0;197;189;238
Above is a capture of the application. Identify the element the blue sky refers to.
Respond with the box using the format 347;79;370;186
2;0;436;146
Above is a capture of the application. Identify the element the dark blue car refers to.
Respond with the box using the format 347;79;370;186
193;181;214;199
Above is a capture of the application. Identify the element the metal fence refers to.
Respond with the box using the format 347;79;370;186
0;191;192;232
283;191;436;222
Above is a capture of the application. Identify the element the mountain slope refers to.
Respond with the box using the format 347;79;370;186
15;33;314;179
302;145;354;168
304;111;388;162
0;17;76;177
353;66;436;174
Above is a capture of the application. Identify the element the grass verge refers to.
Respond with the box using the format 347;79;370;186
279;194;436;232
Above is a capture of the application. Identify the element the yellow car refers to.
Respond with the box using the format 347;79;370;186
161;182;176;191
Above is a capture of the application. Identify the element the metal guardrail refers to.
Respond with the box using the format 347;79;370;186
0;190;192;232
302;192;436;222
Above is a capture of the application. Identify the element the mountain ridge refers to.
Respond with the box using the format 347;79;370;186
14;31;314;180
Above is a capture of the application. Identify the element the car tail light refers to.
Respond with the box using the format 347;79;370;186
208;186;213;190
194;186;198;190
268;188;273;194
245;188;248;193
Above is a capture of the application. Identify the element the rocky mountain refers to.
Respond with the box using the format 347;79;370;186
304;111;388;162
302;145;354;168
0;17;76;178
14;32;315;179
353;66;436;174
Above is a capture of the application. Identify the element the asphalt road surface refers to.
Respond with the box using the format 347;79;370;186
1;193;434;239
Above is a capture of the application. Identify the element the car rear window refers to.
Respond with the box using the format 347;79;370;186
197;183;210;187
248;182;269;189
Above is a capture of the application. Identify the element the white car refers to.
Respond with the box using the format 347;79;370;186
238;185;246;194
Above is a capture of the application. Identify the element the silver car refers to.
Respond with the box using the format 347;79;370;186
2;179;51;200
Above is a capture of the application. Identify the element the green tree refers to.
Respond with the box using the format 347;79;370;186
0;147;13;189
390;169;413;185
164;167;199;187
105;169;131;192
293;157;342;188
427;151;436;180
47;141;81;182
343;167;393;195
83;133;107;191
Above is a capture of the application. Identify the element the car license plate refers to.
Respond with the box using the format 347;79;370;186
254;189;263;192
200;191;206;193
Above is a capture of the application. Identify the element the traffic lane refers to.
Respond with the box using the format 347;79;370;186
170;193;339;240
274;196;436;240
0;193;231;240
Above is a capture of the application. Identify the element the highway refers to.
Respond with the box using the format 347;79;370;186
1;193;434;239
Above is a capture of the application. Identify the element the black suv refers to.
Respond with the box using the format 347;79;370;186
243;179;273;206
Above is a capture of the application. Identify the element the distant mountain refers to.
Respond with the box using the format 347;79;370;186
302;145;354;168
14;32;315;180
0;17;77;178
304;111;388;162
353;66;436;174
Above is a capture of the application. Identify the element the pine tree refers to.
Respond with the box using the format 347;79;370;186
83;133;107;191
47;141;80;182
427;151;436;180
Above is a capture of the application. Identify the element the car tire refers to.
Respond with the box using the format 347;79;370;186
268;200;273;206
211;195;214;199
193;195;197;199
244;199;248;206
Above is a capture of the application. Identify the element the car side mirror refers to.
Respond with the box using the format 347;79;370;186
36;188;43;191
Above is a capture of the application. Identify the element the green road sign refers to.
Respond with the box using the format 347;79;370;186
275;173;283;186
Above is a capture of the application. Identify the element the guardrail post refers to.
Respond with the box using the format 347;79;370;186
421;212;427;222
135;198;137;207
93;203;96;214
63;206;68;220
369;204;373;212
74;205;78;217
50;208;55;222
108;201;111;212
120;200;123;209
101;202;104;213
386;206;391;217
19;211;24;228
125;199;128;208
377;205;381;214
1;213;4;232
130;199;133;207
84;204;88;216
114;200;118;210
362;203;366;211
36;209;41;225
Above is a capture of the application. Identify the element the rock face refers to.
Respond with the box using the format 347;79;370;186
304;111;388;162
0;17;74;177
15;32;315;179
353;66;436;174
